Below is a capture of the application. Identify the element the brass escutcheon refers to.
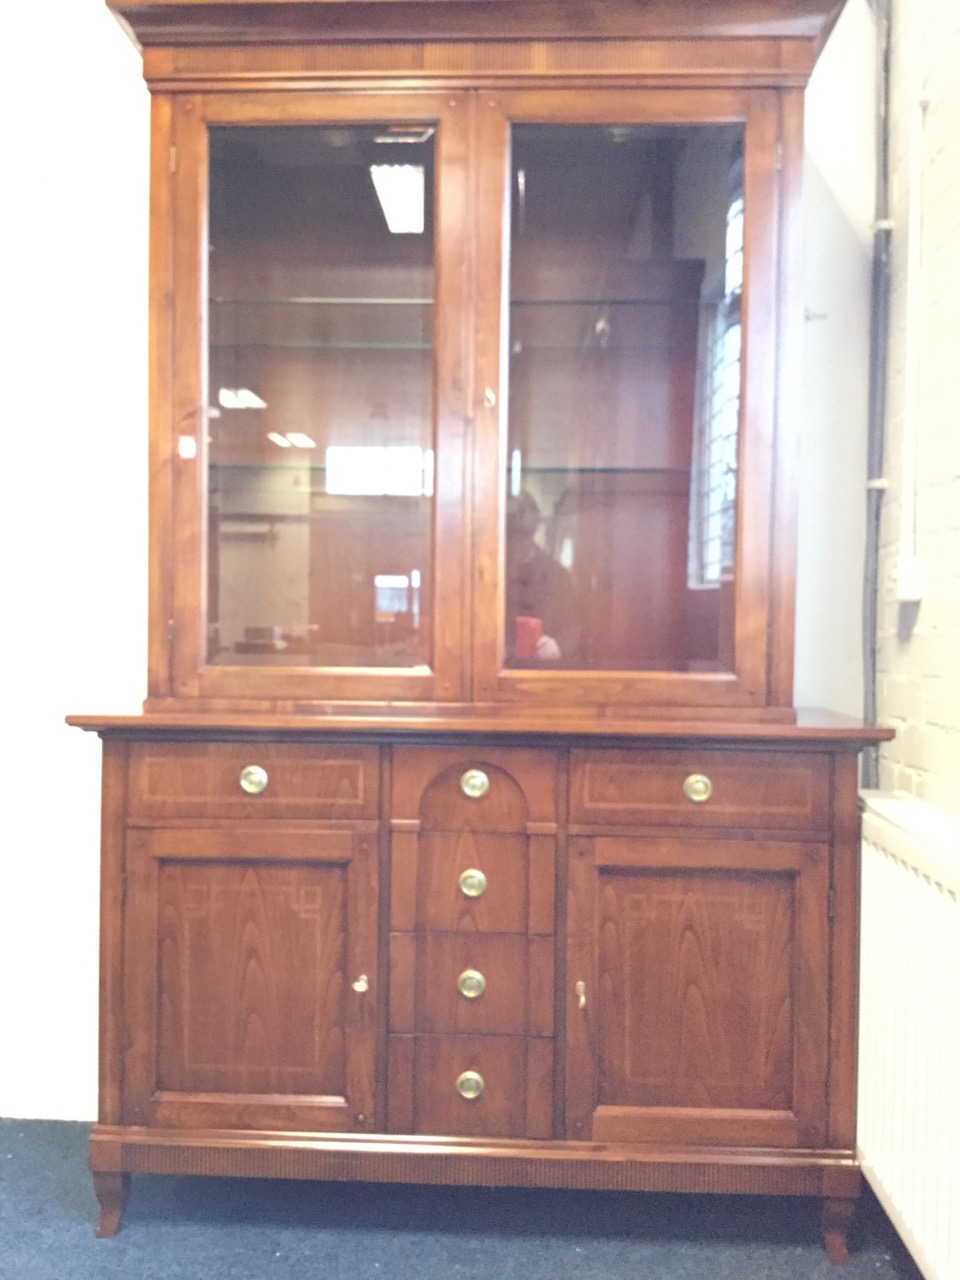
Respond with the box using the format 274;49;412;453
456;1070;484;1100
682;773;713;804
239;765;269;795
458;868;488;898
460;768;490;799
457;969;486;999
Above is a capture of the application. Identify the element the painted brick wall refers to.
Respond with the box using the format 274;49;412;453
877;0;960;812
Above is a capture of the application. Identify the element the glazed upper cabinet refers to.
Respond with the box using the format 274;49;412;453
155;80;794;716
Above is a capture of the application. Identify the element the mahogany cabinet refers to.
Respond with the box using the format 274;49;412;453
71;0;892;1262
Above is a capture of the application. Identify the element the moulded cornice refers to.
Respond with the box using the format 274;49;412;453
107;0;847;52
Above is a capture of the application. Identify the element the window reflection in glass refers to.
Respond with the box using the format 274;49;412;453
504;123;744;673
205;125;435;669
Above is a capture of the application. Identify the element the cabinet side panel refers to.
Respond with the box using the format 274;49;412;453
828;752;861;1148
148;95;176;699
169;95;208;699
767;88;805;707
98;740;130;1125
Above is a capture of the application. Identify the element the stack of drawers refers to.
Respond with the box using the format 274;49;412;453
388;748;557;1138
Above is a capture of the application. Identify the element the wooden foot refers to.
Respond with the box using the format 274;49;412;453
93;1172;130;1237
822;1196;856;1264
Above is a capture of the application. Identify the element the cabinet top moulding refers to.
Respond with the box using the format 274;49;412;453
107;0;846;57
66;708;894;748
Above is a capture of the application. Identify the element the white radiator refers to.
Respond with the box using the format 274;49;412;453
858;793;960;1280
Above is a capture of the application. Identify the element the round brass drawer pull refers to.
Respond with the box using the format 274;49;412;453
460;768;490;799
239;765;269;795
456;1070;484;1101
458;868;488;898
457;969;486;999
683;773;713;804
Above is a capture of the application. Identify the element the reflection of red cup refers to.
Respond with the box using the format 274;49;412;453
515;615;543;659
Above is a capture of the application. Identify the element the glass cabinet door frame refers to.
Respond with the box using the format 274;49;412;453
152;85;794;714
470;87;788;714
156;90;473;705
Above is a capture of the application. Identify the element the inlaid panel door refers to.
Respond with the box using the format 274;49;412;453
122;825;378;1133
565;835;830;1149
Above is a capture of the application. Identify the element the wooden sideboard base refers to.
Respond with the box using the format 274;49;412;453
89;1125;861;1249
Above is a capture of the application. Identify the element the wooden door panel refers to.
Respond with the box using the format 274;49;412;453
596;868;794;1111
156;860;347;1095
124;827;377;1133
566;836;829;1149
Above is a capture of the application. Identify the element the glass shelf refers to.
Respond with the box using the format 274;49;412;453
210;295;432;306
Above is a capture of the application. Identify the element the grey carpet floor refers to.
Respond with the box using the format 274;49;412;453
0;1120;924;1280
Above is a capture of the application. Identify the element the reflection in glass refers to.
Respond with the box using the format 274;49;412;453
504;123;744;673
205;125;435;668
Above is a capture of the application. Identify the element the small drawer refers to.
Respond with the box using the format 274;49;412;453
392;747;557;828
128;742;379;820
570;748;830;832
389;934;553;1037
389;1033;553;1139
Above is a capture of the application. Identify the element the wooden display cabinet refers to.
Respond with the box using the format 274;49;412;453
71;0;892;1261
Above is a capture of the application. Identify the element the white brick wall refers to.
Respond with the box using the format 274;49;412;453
878;0;960;812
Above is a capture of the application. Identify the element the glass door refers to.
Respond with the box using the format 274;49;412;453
166;93;471;703
472;90;782;711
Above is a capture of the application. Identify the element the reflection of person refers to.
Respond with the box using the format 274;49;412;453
505;491;578;662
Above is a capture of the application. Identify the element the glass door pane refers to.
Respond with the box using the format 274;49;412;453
206;125;435;669
504;123;743;673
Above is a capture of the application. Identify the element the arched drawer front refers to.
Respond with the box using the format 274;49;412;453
391;747;558;828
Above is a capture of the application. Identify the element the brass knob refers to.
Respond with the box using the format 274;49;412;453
457;969;486;999
351;974;369;993
683;773;712;804
483;387;497;408
460;769;490;799
456;1070;484;1100
239;765;269;795
575;980;587;1010
458;868;488;898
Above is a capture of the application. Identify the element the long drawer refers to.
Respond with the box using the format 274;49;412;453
570;748;831;832
128;742;379;820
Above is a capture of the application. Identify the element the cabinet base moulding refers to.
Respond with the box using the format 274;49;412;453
89;1125;860;1199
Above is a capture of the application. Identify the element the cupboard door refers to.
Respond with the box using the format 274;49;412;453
566;836;829;1149
123;826;378;1133
163;91;472;705
471;87;786;712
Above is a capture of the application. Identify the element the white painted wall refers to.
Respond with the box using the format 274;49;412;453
0;2;885;1120
794;0;877;716
1;0;149;1119
877;0;960;813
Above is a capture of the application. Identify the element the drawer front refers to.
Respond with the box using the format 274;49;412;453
402;831;557;934
129;743;379;820
392;747;557;828
570;749;830;831
389;934;553;1036
392;1034;553;1139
